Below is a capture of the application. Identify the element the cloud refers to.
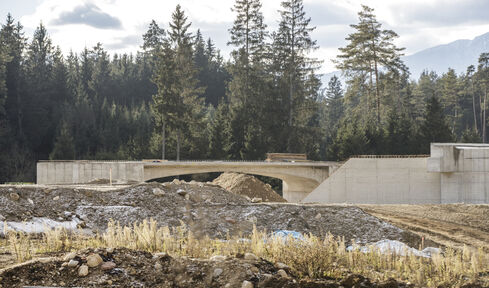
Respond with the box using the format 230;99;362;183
51;2;121;29
391;0;489;27
105;34;141;50
305;2;356;26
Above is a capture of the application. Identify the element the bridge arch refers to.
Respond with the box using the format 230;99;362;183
142;162;333;202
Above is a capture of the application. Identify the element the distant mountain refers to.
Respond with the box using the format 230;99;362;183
404;32;489;79
321;32;489;86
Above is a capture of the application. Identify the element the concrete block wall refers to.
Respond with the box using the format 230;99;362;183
303;158;441;204
37;161;144;184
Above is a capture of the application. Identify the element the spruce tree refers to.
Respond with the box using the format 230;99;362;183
0;14;25;136
419;96;453;153
50;121;75;160
227;0;268;159
272;0;321;153
168;5;205;160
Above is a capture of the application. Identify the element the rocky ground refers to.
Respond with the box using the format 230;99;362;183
212;173;286;203
0;247;417;288
1;182;489;287
0;182;423;246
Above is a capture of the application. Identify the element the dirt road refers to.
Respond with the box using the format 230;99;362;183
360;204;489;251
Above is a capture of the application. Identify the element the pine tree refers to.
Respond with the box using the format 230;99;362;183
477;53;489;143
335;5;406;123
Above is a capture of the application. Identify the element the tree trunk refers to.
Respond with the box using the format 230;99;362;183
161;120;166;160
374;59;380;123
288;72;293;152
482;88;487;143
176;129;181;161
472;82;478;133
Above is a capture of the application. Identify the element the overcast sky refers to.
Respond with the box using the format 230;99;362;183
1;0;489;73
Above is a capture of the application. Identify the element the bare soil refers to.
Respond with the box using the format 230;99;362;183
0;247;417;288
359;204;489;251
213;173;286;202
0;183;420;245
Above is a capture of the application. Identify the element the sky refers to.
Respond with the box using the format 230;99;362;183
1;0;489;74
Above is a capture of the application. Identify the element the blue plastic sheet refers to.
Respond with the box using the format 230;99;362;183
272;230;305;241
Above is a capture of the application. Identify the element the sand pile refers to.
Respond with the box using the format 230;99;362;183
213;173;286;202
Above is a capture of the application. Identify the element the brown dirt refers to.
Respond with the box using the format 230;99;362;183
0;247;417;288
359;204;489;251
213;173;287;202
0;183;421;246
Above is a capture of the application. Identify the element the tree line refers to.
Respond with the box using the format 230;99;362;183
0;2;488;183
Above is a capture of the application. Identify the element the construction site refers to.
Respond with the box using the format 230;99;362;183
0;144;489;287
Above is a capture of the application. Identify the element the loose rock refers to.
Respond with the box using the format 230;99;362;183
244;253;259;261
242;280;253;288
63;252;77;261
153;252;168;258
67;260;79;268
251;197;262;203
277;269;288;278
213;268;223;278
78;265;89;277
9;193;20;201
154;262;162;270
177;189;187;197
101;261;116;271
86;254;103;268
152;188;165;196
276;262;288;269
53;196;60;201
210;255;226;262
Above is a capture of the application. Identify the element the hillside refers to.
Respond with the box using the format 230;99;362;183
405;32;489;78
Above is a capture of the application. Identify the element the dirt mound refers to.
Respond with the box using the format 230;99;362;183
0;183;422;246
213;173;286;202
0;248;412;288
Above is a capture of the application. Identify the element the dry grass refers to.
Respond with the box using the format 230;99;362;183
1;219;488;287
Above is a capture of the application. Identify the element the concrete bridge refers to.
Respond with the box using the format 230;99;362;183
36;160;340;202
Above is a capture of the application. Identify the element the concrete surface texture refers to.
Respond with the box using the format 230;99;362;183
36;143;489;204
304;143;489;204
428;143;489;203
36;160;340;202
303;157;441;204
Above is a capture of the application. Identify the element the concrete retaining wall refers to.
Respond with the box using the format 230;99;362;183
37;161;144;184
303;158;441;204
428;144;489;204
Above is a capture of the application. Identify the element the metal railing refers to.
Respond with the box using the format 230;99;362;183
350;155;429;159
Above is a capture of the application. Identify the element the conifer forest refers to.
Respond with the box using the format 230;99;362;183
1;1;488;183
